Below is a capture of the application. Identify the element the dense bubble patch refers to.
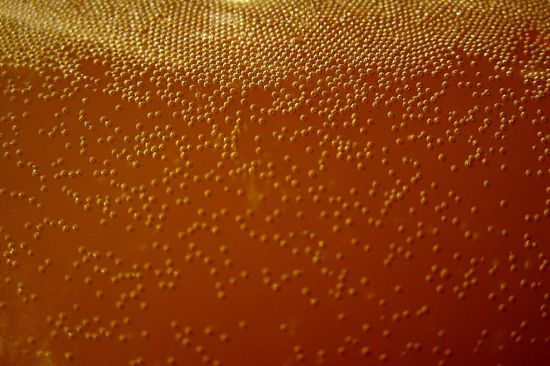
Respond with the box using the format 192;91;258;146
0;1;549;365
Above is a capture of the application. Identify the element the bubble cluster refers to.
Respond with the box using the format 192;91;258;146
0;0;549;365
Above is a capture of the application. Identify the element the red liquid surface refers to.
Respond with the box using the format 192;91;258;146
0;1;549;366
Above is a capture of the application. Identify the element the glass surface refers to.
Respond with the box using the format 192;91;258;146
0;1;548;365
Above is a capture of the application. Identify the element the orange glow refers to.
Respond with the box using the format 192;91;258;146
0;1;549;365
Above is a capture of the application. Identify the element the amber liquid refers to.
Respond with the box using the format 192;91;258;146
0;1;549;366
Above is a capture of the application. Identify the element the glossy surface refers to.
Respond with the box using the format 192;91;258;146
0;1;549;365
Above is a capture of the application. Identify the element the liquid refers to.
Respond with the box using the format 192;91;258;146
0;1;549;365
